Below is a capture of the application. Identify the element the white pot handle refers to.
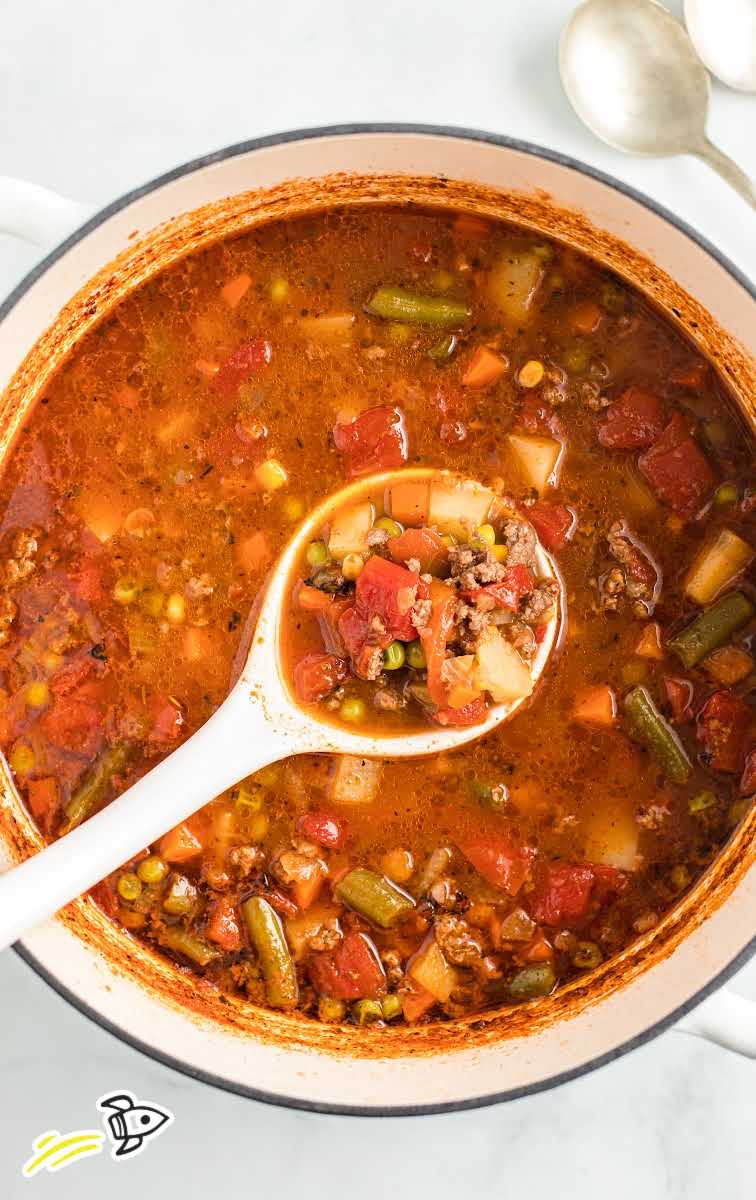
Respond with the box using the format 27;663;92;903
675;987;756;1057
0;176;93;249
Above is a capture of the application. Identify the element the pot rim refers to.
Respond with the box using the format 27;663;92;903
3;121;755;1116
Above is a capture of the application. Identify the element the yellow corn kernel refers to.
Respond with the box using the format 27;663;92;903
283;495;305;521
269;277;289;303
10;742;35;775
255;459;288;492
166;592;185;624
492;544;509;562
248;811;270;842
518;360;545;388
26;681;51;709
476;524;496;546
341;553;364;581
113;577;139;605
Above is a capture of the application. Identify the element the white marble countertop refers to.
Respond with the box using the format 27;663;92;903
0;0;754;1194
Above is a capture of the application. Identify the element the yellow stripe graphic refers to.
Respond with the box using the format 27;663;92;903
22;1130;105;1177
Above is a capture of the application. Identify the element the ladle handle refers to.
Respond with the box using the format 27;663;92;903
693;139;756;211
0;176;93;247
0;686;289;952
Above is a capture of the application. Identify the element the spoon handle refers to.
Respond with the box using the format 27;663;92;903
0;685;292;952
694;138;756;210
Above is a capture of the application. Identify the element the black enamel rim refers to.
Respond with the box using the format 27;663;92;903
5;122;755;1117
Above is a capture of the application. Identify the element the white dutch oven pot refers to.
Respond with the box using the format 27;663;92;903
0;127;754;1114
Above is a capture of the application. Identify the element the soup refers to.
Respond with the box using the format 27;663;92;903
0;207;752;1025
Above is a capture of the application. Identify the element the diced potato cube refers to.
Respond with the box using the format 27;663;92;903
389;480;430;526
507;433;561;494
254;459;288;492
299;313;356;342
329;756;383;805
440;655;481;709
583;802;639;871
684;529;754;606
327;502;375;559
428;478;493;536
408;935;459;1002
487;248;545;324
474;628;534;704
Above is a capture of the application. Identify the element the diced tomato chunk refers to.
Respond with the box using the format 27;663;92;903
697;690;751;772
464;565;534;611
664;675;695;723
354;555;421;643
206;897;242;951
26;777;60;834
333;405;408;477
638;413;716;516
50;654;97;697
71;559;106;605
293;653;349;703
597;387;665;450
520;393;564;438
309;931;387;1000
388;527;449;574
458;831;535;895
40;697;103;757
740;748;756;796
591;864;627;905
529;863;595;925
523;501;575;552
297;809;347;849
433;697;488;726
147;696;185;744
214;338;272;397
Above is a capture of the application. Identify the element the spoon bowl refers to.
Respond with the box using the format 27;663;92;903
560;0;756;208
0;467;561;950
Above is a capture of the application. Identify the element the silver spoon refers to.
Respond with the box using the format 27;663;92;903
0;467;562;951
560;0;756;210
685;0;756;92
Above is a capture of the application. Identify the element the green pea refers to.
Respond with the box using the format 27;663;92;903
714;483;738;507
381;994;403;1021
136;855;168;885
571;941;603;970
318;996;347;1023
508;963;556;1000
689;790;717;815
383;641;406;671
306;540;329;568
352;998;384;1026
374;516;403;538
117;872;143;901
406;640;427;670
340;697;367;724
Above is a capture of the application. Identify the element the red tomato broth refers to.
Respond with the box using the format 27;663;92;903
0;205;752;1027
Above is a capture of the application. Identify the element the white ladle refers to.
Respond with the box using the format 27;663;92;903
559;0;756;210
0;467;561;951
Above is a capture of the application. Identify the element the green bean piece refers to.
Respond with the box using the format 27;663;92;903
668;592;754;669
242;896;299;1009
508;963;556;1000
365;286;470;328
352;998;384;1026
624;686;691;784
61;742;131;833
160;926;218;967
335;867;415;929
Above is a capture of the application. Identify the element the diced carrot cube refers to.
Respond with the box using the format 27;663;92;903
182;627;214;662
160;821;203;863
569;300;602;334
573;685;616;726
462;346;508;389
221;272;252;309
522;928;554;962
235;531;271;574
292;872;325;911
195;358;220;379
401;980;437;1023
452;214;492;238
